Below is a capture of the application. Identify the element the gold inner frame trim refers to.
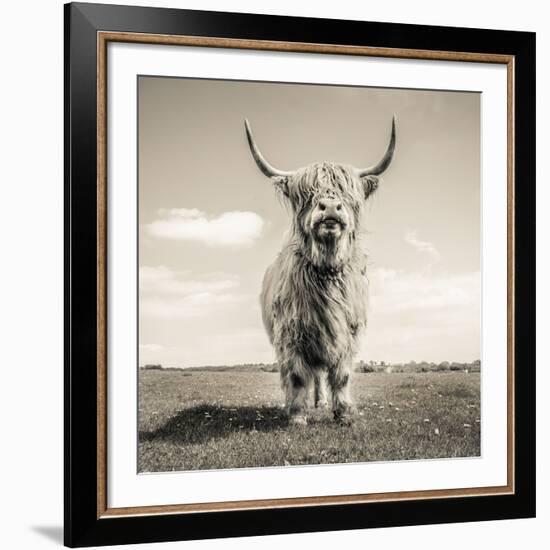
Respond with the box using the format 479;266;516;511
96;31;515;519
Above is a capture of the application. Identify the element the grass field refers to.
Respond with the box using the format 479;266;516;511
138;370;480;472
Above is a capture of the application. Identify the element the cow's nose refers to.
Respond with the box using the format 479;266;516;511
318;198;343;215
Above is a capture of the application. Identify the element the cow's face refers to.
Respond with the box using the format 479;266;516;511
310;188;352;244
245;118;395;269
284;163;367;269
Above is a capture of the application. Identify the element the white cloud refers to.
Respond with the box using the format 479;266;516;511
139;265;239;295
139;266;249;320
369;268;479;314
363;267;480;362
141;293;248;320
146;208;264;247
404;230;440;262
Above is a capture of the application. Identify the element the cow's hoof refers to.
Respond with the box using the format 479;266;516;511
334;411;354;426
288;414;308;426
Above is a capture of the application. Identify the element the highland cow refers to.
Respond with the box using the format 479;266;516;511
245;118;396;425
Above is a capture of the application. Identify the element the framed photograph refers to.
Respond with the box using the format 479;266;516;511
64;2;535;547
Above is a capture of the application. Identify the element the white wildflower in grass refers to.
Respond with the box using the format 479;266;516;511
434;428;440;435
423;418;430;422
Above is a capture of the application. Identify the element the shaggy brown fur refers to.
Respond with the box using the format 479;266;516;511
246;120;395;425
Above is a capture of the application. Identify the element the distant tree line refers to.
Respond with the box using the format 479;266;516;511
142;364;162;370
141;362;279;373
141;360;480;374
355;359;481;374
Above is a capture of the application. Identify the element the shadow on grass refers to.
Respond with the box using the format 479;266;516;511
139;405;287;445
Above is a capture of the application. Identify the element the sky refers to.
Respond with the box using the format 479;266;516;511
138;76;480;367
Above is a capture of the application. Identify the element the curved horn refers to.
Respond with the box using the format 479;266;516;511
244;119;295;178
357;116;396;177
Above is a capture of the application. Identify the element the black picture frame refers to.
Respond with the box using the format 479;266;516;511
64;2;536;547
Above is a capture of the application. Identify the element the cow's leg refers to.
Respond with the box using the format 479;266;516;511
328;360;354;425
314;370;329;409
280;357;311;425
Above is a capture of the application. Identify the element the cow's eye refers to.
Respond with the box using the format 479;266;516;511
336;204;342;211
319;204;326;211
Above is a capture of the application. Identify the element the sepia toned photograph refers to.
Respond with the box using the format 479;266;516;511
137;76;481;473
